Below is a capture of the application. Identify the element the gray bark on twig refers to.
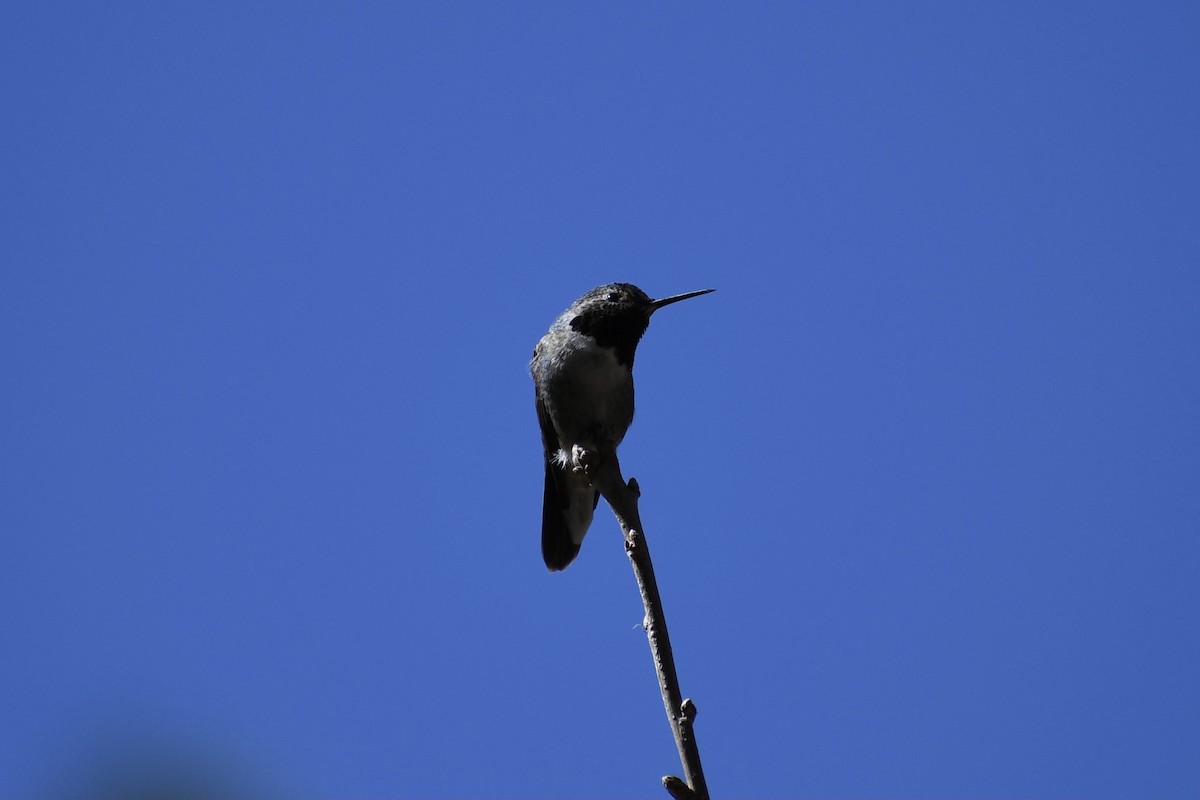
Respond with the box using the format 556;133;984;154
583;449;710;800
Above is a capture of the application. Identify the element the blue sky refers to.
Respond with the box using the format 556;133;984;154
2;2;1198;798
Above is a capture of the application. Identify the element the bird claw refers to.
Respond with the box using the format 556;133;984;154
571;444;595;472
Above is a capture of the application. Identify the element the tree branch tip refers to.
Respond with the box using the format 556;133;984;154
662;775;696;800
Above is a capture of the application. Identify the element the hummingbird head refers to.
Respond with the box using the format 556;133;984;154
567;283;714;367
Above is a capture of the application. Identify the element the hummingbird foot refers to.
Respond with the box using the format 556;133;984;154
570;444;601;481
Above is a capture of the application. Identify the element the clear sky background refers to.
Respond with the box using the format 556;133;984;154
2;3;1198;798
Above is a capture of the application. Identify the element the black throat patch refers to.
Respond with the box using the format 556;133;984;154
570;306;650;368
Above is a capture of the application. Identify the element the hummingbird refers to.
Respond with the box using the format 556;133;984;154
531;283;714;571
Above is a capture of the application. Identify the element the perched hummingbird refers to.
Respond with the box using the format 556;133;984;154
531;283;714;571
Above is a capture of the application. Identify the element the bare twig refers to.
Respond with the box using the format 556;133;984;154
582;449;710;800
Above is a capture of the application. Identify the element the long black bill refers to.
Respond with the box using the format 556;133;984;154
649;288;715;313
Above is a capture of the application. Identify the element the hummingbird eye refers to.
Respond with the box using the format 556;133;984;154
605;290;621;302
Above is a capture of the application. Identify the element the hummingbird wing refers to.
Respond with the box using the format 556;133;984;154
536;392;598;571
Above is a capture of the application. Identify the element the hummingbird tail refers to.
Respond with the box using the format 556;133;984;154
541;460;599;571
